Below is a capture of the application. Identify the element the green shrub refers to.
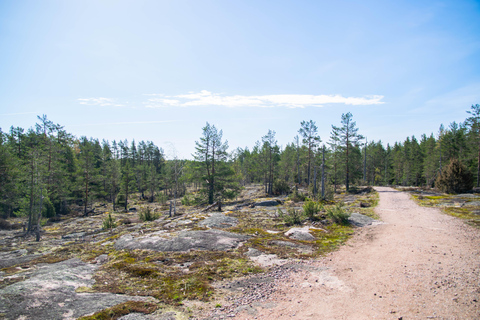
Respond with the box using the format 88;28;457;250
273;179;290;195
303;200;323;220
278;207;303;226
139;207;159;222
181;194;195;206
116;194;126;207
436;158;473;194
42;197;56;218
102;212;117;230
326;203;350;225
157;193;168;205
288;188;307;202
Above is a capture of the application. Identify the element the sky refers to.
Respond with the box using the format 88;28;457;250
0;0;479;159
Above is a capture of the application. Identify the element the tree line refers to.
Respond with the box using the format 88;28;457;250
1;105;479;231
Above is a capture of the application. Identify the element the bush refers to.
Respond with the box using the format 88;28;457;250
303;200;323;220
326;203;350;225
102;212;117;230
273;179;291;195
278;207;303;226
181;194;195;206
436;158;473;194
157;193;168;205
116;194;126;207
288;188;307;202
42;197;56;218
139;207;159;222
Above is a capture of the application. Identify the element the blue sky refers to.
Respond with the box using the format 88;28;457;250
1;0;479;158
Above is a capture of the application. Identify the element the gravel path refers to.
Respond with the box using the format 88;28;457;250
237;187;480;320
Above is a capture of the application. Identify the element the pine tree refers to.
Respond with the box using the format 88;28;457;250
298;120;321;186
331;113;363;192
466;104;480;186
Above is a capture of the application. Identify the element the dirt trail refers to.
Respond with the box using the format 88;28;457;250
240;187;480;320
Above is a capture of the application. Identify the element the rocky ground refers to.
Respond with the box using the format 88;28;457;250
2;185;478;319
0;185;380;320
232;187;480;320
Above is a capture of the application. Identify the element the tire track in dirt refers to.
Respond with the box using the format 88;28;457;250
239;187;480;320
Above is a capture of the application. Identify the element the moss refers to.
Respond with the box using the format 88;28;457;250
424;195;448;200
443;207;480;227
0;276;25;289
77;301;158;320
311;225;354;256
91;249;262;304
75;286;96;293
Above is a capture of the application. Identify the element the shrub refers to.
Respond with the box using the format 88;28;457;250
102;212;117;230
278;207;303;226
42;197;56;218
157;193;168;205
139;207;159;222
116;194;126;207
436;158;473;194
326;203;350;225
273;179;290;195
181;194;195;206
288;188;307;202
303;200;323;220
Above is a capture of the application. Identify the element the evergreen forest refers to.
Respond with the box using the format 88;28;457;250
1;105;479;233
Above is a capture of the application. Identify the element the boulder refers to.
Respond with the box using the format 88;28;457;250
0;258;147;319
253;199;282;207
115;229;250;252
198;213;238;229
348;212;380;227
284;227;315;241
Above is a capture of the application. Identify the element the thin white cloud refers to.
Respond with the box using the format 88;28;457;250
78;97;124;107
0;111;38;116
146;90;384;108
69;120;179;127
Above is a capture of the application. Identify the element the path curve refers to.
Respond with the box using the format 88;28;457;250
240;187;480;319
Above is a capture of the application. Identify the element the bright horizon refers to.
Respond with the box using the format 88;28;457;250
1;0;479;159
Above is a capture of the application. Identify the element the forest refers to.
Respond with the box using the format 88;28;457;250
1;105;479;234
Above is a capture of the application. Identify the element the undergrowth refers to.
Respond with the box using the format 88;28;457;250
77;301;158;320
92;250;263;304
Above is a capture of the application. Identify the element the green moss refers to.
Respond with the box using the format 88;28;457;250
91;249;262;304
443;207;480;227
311;225;354;255
77;301;158;320
75;286;96;293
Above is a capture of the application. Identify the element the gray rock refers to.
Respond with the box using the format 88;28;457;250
465;201;480;207
198;213;238;229
115;229;250;252
118;313;152;320
0;258;146;320
348;212;379;227
62;232;86;240
270;240;313;253
0;249;44;269
95;254;109;265
253;199;282;207
245;248;263;257
284;227;315;241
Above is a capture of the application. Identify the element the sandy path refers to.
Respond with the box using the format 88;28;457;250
239;187;480;320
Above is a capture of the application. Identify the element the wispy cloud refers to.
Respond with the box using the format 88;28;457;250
0;111;39;116
145;90;385;108
78;97;124;107
69;120;179;127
